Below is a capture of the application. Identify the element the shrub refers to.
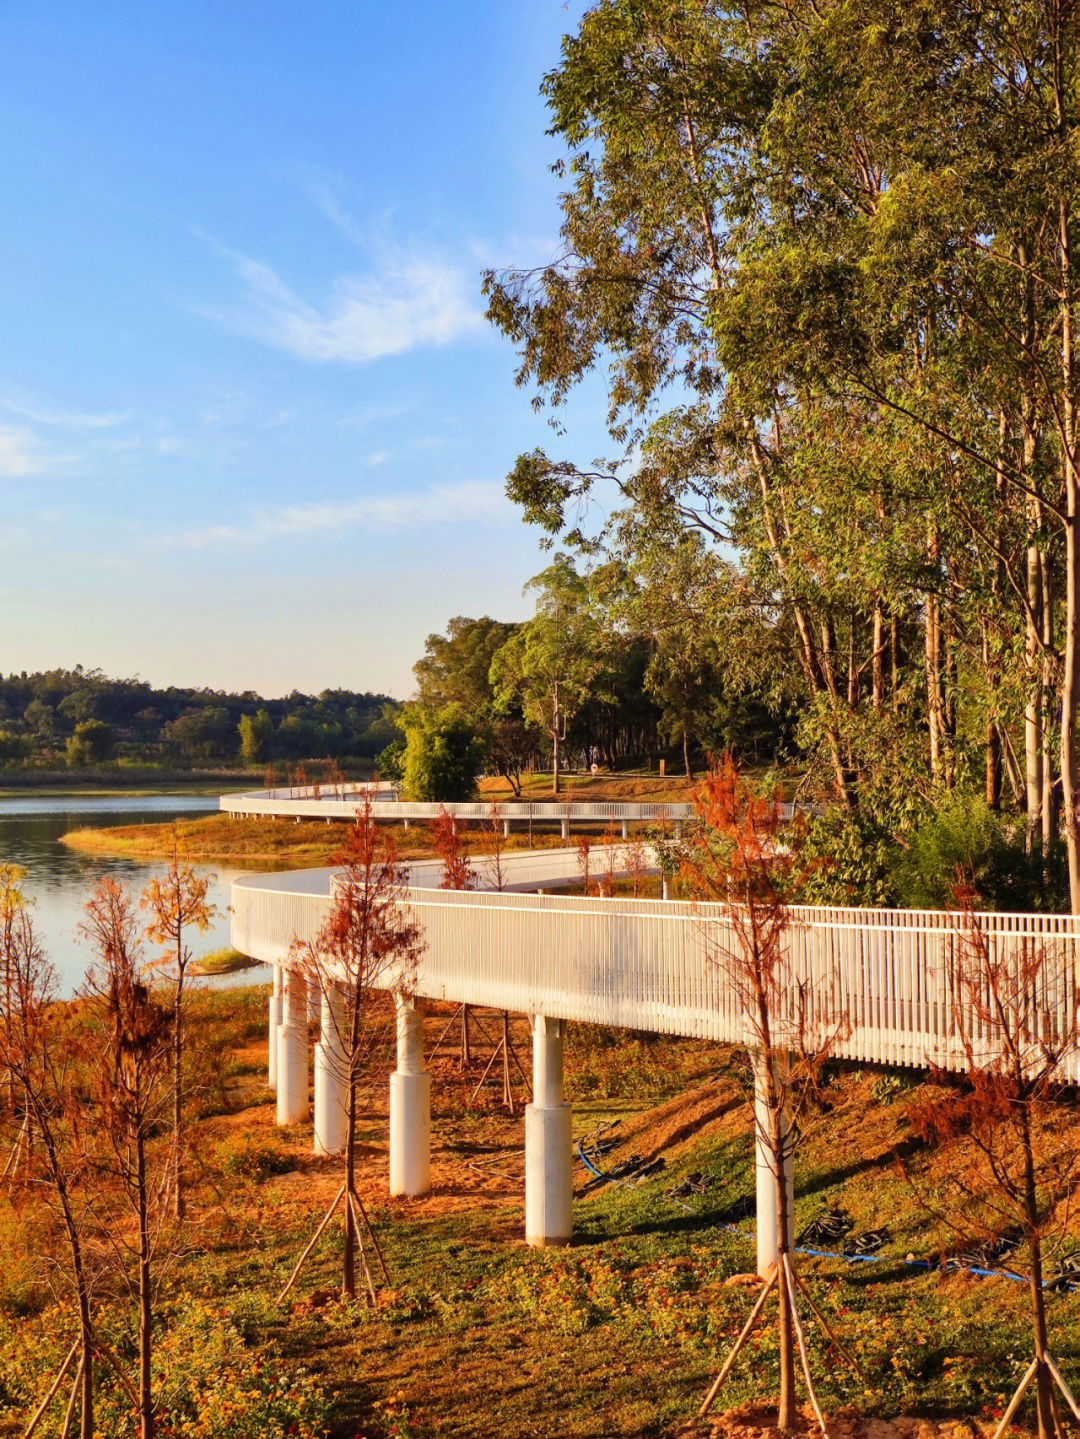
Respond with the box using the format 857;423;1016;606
219;1137;298;1181
892;796;1067;912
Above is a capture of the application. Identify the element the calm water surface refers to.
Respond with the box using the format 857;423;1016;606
0;793;268;995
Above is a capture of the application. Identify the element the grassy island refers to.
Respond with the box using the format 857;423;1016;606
58;772;697;866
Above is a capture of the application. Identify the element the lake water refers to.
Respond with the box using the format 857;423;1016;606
0;792;269;995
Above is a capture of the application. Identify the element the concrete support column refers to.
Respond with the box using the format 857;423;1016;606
560;818;570;840
662;874;672;901
503;819;511;838
276;969;309;1127
313;981;348;1155
389;996;430;1196
525;1015;572;1247
621;820;629;840
753;1051;794;1278
267;965;283;1090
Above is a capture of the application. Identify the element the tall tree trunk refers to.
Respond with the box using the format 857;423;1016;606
683;729;691;779
983;622;1002;809
1058;186;1080;911
1027;538;1046;850
925;608;942;786
872;601;885;714
1042;556;1057;851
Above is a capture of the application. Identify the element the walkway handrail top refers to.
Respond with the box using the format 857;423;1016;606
220;788;693;823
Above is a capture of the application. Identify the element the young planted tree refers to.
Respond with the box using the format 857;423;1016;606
905;887;1080;1439
0;868;103;1438
82;879;174;1439
482;801;509;892
141;845;216;1219
426;808;477;1068
284;800;422;1302
682;758;852;1432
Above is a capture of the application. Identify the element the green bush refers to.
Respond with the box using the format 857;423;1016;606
401;704;483;801
892;796;1066;912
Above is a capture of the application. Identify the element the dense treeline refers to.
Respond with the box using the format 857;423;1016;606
479;0;1080;911
0;667;399;771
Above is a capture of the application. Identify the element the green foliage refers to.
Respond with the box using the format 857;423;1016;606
376;736;407;784
892;798;1067;914
401;705;483;802
238;708;273;764
801;808;898;908
0;1298;331;1437
65;717;114;767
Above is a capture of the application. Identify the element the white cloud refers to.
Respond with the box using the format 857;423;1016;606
366;449;390;467
196;235;485;364
180;479;507;548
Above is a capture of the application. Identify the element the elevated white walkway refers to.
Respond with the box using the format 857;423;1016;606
233;841;1080;1257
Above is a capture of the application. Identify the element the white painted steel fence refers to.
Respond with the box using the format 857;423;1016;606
232;863;1080;1083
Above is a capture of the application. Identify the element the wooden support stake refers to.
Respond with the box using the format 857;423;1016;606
784;1255;829;1439
992;1355;1040;1439
92;1336;140;1412
277;1182;346;1303
24;1338;78;1439
469;1042;503;1103
1046;1354;1080;1423
347;1191;378;1303
58;1357;84;1439
699;1268;777;1417
349;1186;390;1285
791;1265;866;1380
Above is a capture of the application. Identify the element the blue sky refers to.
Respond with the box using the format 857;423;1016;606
0;2;609;699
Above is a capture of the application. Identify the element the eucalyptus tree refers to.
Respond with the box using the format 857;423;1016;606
489;556;602;792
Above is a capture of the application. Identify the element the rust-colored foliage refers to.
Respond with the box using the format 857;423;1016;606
903;881;1080;1439
481;802;508;891
141;844;216;1221
292;798;424;1301
430;808;474;892
683;756;841;1432
576;833;593;895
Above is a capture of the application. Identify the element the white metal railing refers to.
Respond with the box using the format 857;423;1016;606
231;860;1080;1082
220;787;690;826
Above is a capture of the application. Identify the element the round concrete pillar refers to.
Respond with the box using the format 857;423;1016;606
276;969;309;1127
503;819;511;838
268;965;283;1090
313;982;348;1155
753;1051;794;1278
560;818;570;840
525;1015;572;1247
621;820;629;841
662;874;672;901
389;996;430;1196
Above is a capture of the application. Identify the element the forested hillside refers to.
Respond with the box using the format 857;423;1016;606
0;668;399;773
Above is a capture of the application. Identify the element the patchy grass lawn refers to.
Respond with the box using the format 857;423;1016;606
3;985;1079;1438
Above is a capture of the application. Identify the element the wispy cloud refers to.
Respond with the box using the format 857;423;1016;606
196;234;484;364
179;479;507;548
0;423;77;478
1;396;127;430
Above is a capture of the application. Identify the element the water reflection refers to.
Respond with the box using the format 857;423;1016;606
0;793;268;996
